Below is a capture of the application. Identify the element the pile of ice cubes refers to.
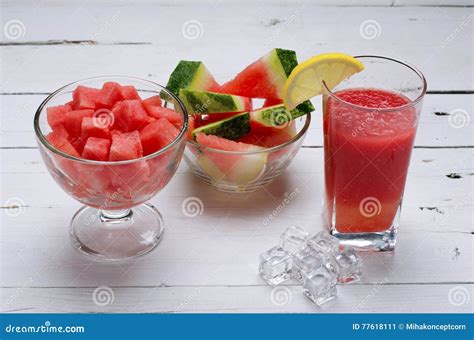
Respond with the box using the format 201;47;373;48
259;226;362;306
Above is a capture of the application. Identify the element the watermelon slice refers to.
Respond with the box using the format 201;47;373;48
47;104;71;129
109;131;143;161
263;98;283;107
140;118;180;155
179;89;249;115
196;134;267;185
191;112;250;140
166;60;219;97
238;122;297;148
62;109;94;137
82;137;111;161
111;100;150;132
219;48;298;100
146;106;184;128
46;131;80;157
72;86;101;109
81;116;111;140
250;103;312;130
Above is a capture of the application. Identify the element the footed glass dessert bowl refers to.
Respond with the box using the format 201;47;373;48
34;76;188;261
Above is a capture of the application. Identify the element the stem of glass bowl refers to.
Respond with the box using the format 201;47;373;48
100;208;133;223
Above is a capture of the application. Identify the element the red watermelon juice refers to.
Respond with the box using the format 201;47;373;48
324;88;417;234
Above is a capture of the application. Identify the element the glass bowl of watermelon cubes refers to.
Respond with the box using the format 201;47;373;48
34;76;188;261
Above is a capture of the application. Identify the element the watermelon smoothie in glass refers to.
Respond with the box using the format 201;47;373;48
322;56;426;251
34;76;188;261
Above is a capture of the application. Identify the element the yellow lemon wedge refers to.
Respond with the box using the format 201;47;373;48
283;53;364;110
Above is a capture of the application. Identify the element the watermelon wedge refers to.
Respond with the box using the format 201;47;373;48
219;48;298;100
191;112;250;140
196;134;267;185
250;103;312;130
166;60;219;97
179;89;249;115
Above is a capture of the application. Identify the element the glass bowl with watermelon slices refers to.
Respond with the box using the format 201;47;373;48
169;49;313;192
34;76;188;261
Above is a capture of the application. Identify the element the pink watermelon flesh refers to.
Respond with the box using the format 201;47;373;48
146;106;184;128
263;98;283;107
219;59;279;99
119;85;141;100
196;133;256;152
112;100;149;132
72;86;101;109
63;109;94;137
46;131;80;157
81;116;111;140
140;118;180;156
237;129;293;148
109;131;143;161
82;137;111;161
142;95;162;112
47;104;71;129
97;82;124;108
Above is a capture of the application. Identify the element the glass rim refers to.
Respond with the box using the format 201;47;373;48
186;112;311;155
323;55;427;112
34;75;189;165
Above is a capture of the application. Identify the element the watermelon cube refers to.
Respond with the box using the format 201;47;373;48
142;95;162;113
120;85;141;100
62;109;94;137
146;106;184;128
109;131;143;161
97;82;124;108
82;137;111;161
111;100;149;132
140;118;180;156
81;116;111;140
47;104;71;129
46;131;80;157
72;86;101;109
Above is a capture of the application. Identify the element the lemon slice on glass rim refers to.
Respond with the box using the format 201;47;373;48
283;53;365;110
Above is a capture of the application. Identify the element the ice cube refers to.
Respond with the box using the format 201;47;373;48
292;247;326;283
259;246;293;286
334;247;362;283
279;226;310;254
307;231;340;254
302;266;337;306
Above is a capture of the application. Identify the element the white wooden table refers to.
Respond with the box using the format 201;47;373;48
1;1;473;313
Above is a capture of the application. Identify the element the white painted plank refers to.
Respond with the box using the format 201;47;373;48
1;94;473;147
1;148;472;287
1;284;472;313
0;7;473;91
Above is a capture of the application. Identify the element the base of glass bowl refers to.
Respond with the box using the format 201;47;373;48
70;203;164;261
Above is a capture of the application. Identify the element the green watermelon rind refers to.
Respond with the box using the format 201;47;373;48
251;103;312;128
192;112;250;140
179;89;246;115
166;61;215;97
275;48;298;78
263;48;299;98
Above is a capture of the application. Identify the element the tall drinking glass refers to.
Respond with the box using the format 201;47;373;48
322;56;426;251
